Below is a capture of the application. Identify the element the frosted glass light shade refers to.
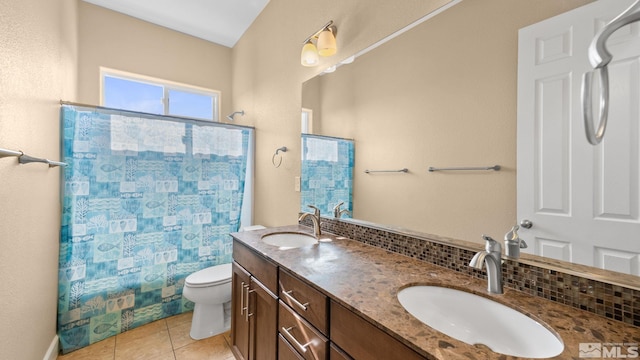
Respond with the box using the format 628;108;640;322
317;29;337;57
301;41;319;66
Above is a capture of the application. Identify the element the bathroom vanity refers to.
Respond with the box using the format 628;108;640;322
230;225;640;359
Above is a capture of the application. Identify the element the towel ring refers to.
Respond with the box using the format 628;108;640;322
272;146;287;168
582;0;640;145
582;67;609;145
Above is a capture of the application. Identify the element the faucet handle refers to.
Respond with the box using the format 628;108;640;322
504;225;520;241
307;205;320;218
482;235;501;254
333;202;344;217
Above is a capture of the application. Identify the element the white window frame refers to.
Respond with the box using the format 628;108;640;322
302;107;313;134
100;67;221;122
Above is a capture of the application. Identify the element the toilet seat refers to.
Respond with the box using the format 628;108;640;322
185;263;232;288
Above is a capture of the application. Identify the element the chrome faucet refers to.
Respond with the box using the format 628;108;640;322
469;235;503;294
504;225;528;259
333;202;352;218
299;205;322;237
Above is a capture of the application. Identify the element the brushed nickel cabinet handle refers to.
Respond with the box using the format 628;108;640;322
282;290;309;311
240;282;246;315
281;326;311;353
245;286;254;322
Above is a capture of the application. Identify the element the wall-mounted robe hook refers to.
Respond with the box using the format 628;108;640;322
272;146;287;168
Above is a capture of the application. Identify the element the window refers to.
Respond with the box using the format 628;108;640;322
101;68;220;121
302;108;313;134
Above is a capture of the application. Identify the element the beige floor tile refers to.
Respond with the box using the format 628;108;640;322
222;331;231;347
56;314;231;360
116;350;176;360
166;311;193;329
116;319;168;345
57;336;115;360
114;329;173;360
168;321;197;350
174;333;234;360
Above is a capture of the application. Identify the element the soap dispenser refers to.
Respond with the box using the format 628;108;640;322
504;225;528;259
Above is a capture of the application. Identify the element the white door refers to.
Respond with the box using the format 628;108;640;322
517;0;640;275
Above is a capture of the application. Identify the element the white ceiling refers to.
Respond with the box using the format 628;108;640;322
83;0;271;48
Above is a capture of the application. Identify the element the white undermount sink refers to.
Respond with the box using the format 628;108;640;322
397;286;564;358
261;232;318;249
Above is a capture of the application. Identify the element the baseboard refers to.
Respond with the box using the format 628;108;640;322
43;335;59;360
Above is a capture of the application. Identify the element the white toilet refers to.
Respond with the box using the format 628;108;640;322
182;263;233;340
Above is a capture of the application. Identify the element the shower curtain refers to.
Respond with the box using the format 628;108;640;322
300;134;354;216
57;105;253;353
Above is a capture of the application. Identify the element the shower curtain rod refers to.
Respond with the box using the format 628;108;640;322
60;100;255;131
0;147;67;167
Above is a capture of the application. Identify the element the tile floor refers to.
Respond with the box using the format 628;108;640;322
57;312;236;360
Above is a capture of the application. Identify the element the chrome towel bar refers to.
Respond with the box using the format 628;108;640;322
428;165;500;172
364;168;408;174
0;147;67;167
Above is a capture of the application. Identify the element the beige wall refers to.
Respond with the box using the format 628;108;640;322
77;2;233;116
231;0;455;227
0;0;78;359
299;0;593;242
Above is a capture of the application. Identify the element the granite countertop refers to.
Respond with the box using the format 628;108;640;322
231;225;640;360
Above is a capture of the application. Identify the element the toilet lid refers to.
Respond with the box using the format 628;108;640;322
185;263;232;287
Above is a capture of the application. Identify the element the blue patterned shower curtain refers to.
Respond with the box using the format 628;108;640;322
300;134;354;216
57;105;253;353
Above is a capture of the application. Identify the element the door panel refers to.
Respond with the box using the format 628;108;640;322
518;0;640;274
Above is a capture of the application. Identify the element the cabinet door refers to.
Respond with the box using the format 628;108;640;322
231;262;251;360
249;278;278;360
330;301;424;360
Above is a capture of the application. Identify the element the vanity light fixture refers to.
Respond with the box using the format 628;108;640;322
323;65;337;74
301;20;338;67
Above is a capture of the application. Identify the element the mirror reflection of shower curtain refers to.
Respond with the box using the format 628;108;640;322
57;105;253;353
300;134;354;216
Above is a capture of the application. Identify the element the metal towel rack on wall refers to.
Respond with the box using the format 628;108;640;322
364;168;408;174
0;147;67;167
428;165;500;172
582;0;640;145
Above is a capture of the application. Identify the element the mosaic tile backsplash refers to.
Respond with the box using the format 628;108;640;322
302;216;640;327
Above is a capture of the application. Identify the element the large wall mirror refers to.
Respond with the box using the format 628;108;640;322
301;0;640;285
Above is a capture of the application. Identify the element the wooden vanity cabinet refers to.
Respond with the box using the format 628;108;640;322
279;334;305;360
231;238;425;360
231;263;251;360
278;268;329;360
330;300;424;360
329;344;352;360
279;268;328;333
231;241;278;360
279;301;328;360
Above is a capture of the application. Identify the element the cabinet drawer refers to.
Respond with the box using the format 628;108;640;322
233;239;278;294
279;301;328;360
330;301;424;360
279;334;305;360
329;344;352;360
279;268;328;334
